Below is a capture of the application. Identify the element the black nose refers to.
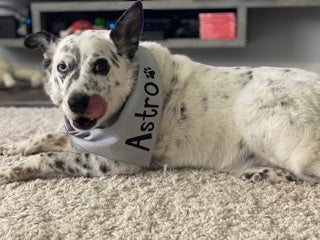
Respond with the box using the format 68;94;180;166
68;92;89;114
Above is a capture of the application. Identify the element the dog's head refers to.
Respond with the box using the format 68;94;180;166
25;1;143;131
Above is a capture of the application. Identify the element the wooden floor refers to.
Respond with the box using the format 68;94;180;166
0;87;53;107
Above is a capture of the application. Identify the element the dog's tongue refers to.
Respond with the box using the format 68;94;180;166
83;94;107;120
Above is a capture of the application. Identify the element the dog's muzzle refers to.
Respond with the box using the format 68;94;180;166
68;92;108;130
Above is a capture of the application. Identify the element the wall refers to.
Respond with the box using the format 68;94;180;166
1;7;320;73
174;7;320;73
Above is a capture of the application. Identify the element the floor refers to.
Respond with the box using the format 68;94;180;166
0;87;52;107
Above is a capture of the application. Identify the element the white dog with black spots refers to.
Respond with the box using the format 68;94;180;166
1;1;320;184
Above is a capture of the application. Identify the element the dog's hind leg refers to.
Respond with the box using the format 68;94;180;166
0;152;143;184
234;77;320;183
284;138;320;183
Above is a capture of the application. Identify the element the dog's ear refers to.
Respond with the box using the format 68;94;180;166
24;30;58;53
110;1;143;59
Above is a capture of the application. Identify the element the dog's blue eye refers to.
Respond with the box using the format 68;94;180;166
93;59;109;75
57;64;68;73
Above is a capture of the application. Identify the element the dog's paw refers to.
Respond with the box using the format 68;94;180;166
143;67;155;79
241;167;301;184
0;166;13;185
0;140;43;157
0;142;28;156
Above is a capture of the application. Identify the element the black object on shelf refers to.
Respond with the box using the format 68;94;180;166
0;16;17;38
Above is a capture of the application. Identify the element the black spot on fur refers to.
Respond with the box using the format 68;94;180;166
86;173;92;178
110;51;120;68
284;69;291;73
71;68;80;80
180;103;187;120
62;45;70;52
84;83;90;91
280;101;290;108
240;71;253;87
259;171;268;179
75;157;81;164
68;167;75;174
111;51;119;62
201;96;209;111
171;75;178;85
84;153;90;158
176;139;183;148
70;46;81;64
100;163;109;173
82;163;92;170
244;172;254;179
285;175;296;182
268;79;275;86
238;139;244;150
289;118;294;125
55;160;65;170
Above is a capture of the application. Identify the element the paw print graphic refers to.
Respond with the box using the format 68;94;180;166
143;67;155;79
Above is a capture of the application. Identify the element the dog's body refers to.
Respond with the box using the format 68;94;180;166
1;1;320;184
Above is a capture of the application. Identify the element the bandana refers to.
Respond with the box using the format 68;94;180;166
65;46;163;166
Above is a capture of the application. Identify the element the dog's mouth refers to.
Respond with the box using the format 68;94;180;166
71;94;108;131
73;116;98;130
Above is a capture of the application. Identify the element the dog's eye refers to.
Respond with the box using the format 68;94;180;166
93;59;109;75
57;64;68;73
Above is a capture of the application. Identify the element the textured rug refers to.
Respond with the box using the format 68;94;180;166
0;107;319;240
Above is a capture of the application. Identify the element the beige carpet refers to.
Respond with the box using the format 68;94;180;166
0;107;319;240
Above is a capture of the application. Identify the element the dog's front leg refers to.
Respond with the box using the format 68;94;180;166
0;132;75;156
0;152;143;184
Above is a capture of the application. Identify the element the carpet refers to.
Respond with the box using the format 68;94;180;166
0;107;319;240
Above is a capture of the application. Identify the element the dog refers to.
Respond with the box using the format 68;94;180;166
1;1;320;184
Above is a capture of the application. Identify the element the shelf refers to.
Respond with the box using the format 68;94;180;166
30;1;247;48
157;38;245;48
2;1;320;48
0;39;24;48
30;0;320;12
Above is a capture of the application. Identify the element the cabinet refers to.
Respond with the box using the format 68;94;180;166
30;1;246;48
4;0;320;48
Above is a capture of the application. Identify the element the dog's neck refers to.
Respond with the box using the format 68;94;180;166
140;42;199;103
66;46;163;166
140;42;178;98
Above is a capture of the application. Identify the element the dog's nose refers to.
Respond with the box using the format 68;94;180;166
68;92;89;114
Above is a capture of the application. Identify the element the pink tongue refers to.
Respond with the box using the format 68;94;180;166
83;94;107;120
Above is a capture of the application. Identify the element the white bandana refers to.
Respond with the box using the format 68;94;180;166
65;46;163;166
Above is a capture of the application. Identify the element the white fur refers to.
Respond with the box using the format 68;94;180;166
51;30;320;182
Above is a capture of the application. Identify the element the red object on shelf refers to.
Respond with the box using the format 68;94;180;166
199;13;236;40
70;20;94;33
